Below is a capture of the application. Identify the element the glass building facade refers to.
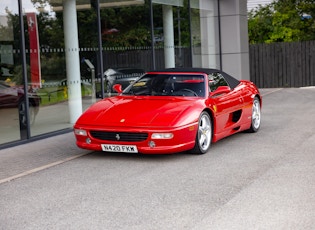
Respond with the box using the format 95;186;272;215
0;0;248;148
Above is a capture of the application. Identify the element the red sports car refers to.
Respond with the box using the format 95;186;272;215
74;68;261;154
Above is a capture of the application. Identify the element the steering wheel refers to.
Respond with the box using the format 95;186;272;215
179;88;198;96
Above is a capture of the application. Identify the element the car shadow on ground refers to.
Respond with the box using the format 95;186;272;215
79;127;262;163
81;132;248;161
84;150;190;161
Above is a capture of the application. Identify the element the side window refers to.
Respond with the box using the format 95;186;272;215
208;73;228;92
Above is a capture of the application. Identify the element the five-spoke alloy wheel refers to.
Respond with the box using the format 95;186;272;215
191;111;212;154
249;97;261;132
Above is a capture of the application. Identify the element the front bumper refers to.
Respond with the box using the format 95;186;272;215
74;124;197;154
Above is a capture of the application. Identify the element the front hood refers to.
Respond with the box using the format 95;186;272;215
77;96;200;127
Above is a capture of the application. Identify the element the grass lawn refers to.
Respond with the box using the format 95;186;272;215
38;82;105;106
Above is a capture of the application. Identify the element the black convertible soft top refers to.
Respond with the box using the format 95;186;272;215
148;68;240;90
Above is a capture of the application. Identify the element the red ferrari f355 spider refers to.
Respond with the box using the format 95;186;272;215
74;68;261;154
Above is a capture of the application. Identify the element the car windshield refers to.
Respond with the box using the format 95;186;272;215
123;74;206;97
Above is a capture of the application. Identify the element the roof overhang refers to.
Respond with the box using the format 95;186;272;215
49;0;144;11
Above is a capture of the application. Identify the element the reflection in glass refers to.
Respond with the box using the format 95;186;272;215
190;0;220;69
0;1;24;144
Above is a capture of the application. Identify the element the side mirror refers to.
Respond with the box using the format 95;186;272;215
113;84;123;93
210;86;231;97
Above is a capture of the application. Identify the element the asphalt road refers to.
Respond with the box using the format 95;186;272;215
1;87;315;230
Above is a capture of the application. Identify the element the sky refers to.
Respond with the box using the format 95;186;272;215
247;0;274;11
0;0;43;15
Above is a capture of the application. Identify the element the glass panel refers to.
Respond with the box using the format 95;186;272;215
190;0;220;69
23;1;150;137
174;1;192;67
21;2;71;137
0;0;24;144
152;0;191;69
98;2;149;95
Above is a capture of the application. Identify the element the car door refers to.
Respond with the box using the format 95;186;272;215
208;73;244;133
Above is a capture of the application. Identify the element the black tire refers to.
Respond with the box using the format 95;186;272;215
190;111;212;154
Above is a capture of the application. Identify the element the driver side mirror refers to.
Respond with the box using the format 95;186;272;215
113;84;123;94
210;86;231;97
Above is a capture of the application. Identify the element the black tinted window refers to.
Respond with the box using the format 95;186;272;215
124;74;205;97
208;73;228;92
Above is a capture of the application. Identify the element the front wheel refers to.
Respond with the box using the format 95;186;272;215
190;111;212;154
248;97;261;133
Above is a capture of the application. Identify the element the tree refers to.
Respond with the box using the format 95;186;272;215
248;5;274;44
248;0;315;44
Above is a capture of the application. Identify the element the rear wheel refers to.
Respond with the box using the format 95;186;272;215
248;97;261;132
190;111;212;154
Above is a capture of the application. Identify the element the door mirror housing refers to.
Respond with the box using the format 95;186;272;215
210;86;231;97
113;84;123;94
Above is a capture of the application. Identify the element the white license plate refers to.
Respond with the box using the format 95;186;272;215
101;144;138;153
